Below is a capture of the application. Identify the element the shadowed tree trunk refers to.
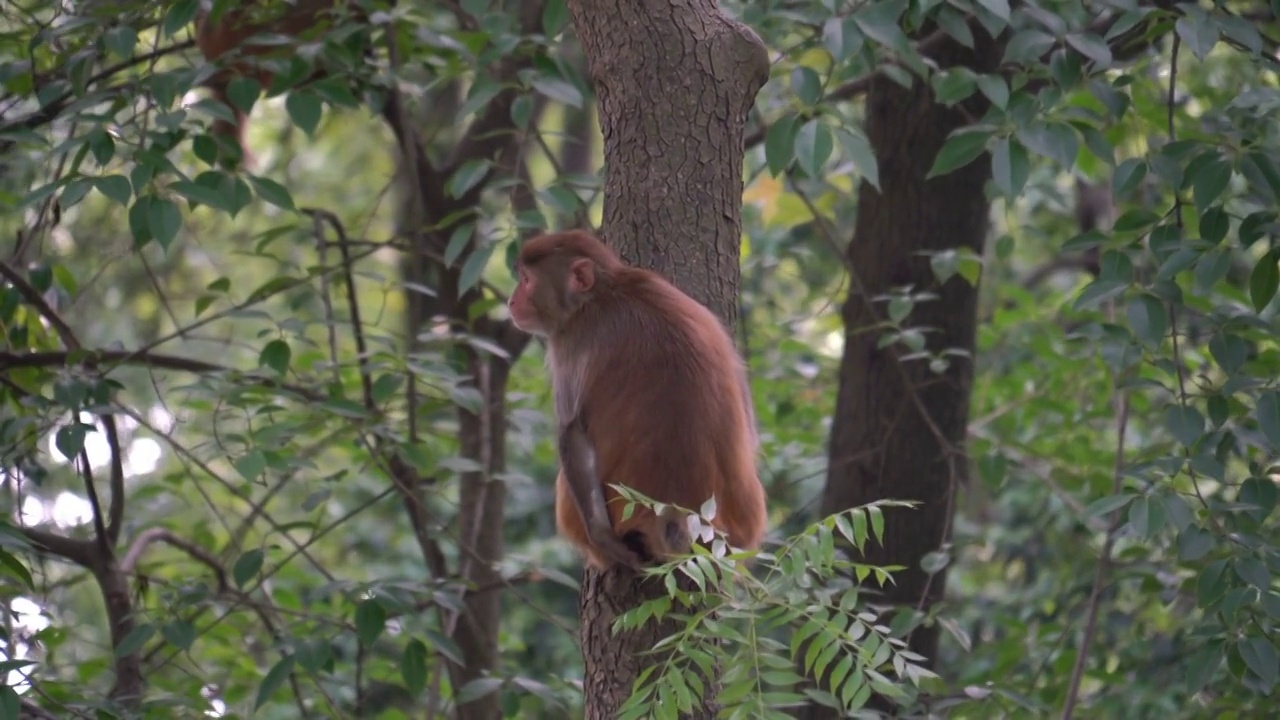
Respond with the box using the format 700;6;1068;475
805;28;1003;719
562;0;769;716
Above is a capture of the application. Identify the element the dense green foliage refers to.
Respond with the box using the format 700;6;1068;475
0;0;1278;717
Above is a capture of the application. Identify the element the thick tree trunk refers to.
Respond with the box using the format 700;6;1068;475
808;30;1002;718
563;0;768;716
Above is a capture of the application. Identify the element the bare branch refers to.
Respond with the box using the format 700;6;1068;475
0;350;326;402
18;526;94;567
121;528;228;592
0;260;79;351
101;416;126;547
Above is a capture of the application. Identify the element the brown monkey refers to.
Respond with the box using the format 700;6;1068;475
508;230;767;570
193;0;365;167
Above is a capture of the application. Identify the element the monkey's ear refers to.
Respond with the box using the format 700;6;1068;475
568;258;595;293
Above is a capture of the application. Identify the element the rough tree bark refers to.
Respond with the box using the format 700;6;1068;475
806;28;1003;719
562;0;769;717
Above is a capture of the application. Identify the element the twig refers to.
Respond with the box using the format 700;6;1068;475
1060;385;1130;719
0;260;79;350
303;209;375;412
121;528;228;592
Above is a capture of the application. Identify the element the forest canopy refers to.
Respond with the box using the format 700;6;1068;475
0;0;1278;718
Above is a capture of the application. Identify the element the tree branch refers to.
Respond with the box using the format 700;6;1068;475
0;260;79;351
19;527;94;567
0;350;326;402
121;528;228;592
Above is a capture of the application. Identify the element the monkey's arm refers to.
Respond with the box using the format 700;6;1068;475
558;415;644;570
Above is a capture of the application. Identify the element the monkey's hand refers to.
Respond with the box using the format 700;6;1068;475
587;522;645;571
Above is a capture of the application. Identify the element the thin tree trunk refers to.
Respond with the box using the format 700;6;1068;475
563;0;769;716
807;28;1002;719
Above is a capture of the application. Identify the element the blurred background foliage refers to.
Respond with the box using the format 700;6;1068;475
1;0;1278;717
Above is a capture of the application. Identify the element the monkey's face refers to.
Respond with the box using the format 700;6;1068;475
508;265;550;336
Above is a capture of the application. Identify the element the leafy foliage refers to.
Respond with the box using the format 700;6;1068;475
0;0;1278;717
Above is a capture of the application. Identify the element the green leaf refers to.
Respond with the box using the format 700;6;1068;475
162;620;196;651
1072;278;1127;310
1125;294;1167;346
162;0;200;37
531;77;583;108
795;120;834;178
1065;32;1112;67
285;92;323;135
1112;158;1147;197
542;0;569;36
991;136;1028;198
1016;122;1078;169
823;16;865;60
1128;496;1165;538
1257;391;1280;449
1191;154;1232;214
765;115;799;176
1234;557;1270;590
259;339;291;375
974;74;1008;109
459;242;496;294
1237;637;1277;686
1185;646;1222;693
148;197;182;250
1175;12;1219;60
1209;333;1248;374
791;67;822;106
927;129;991;179
931;69;976;106
246;175;296;210
457;677;504;704
93;175;132;205
115;623;155;657
1197;559;1228;607
836;127;879;190
1249;250;1279;311
1113;208;1161;233
1165;405;1205;447
226;77;261;114
61;177;92;208
1177;526;1213;561
0;549;34;591
355;598;387;645
233;549;264;588
457;78;502;121
1240;476;1278;520
128;196;154;247
402;639;428;695
103;26;138;59
936;7;974;48
852;1;909;51
510;93;534;130
254;655;296;710
54;423;88;461
447;159;492;199
233;450;267;483
1003;29;1055;65
1194;249;1231;293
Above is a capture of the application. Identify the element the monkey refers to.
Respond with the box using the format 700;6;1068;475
507;230;767;570
193;0;366;168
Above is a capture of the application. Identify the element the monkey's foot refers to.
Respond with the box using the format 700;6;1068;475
590;528;645;571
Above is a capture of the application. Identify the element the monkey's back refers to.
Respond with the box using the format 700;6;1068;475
571;270;766;551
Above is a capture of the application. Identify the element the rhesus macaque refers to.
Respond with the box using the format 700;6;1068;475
508;230;767;570
193;0;364;167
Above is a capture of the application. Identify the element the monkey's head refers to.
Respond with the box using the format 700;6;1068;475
509;231;622;336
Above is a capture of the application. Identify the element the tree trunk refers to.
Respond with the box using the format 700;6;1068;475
563;0;768;716
807;29;1002;718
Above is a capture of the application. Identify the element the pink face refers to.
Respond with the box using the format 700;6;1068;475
508;264;545;334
